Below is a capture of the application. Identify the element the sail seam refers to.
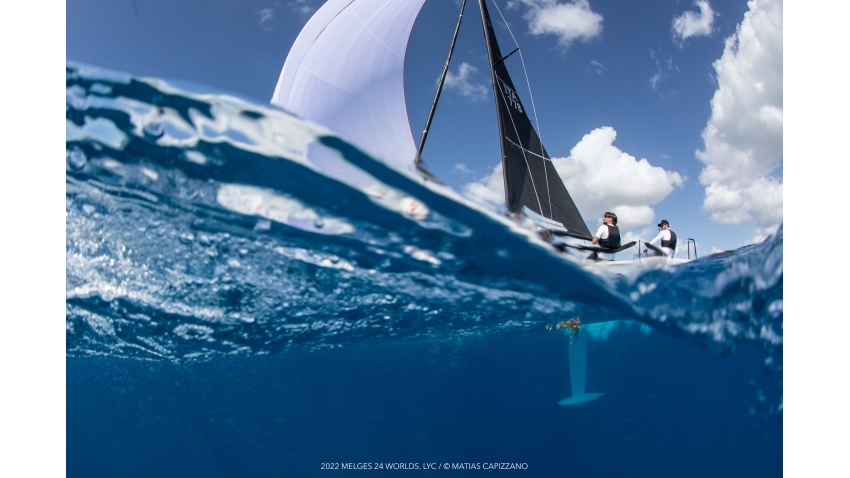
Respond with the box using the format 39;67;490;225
504;137;547;161
350;6;406;60
274;0;357;105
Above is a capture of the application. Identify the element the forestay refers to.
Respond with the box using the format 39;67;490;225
271;0;426;171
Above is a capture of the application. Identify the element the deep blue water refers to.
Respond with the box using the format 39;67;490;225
66;63;782;476
67;332;781;477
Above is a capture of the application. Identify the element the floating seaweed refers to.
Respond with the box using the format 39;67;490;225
546;317;581;344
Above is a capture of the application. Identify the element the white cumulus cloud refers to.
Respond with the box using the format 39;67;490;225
462;126;685;233
463;163;506;212
745;224;780;245
453;163;471;173
696;0;783;230
552;127;685;231
672;1;716;43
514;0;603;49
444;62;489;102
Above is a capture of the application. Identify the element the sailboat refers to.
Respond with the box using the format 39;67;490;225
271;0;636;258
271;0;632;405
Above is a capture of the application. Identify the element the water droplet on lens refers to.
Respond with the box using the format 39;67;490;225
68;147;87;169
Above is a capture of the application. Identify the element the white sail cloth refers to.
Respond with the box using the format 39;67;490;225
272;0;427;171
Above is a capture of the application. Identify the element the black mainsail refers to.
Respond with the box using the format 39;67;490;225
477;0;592;240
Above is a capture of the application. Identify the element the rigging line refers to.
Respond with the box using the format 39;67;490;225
518;0;653;210
489;0;552;216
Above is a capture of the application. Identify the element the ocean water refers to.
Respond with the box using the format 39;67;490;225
66;63;782;476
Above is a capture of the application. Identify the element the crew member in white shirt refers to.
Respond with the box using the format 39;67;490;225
647;219;677;257
590;212;620;261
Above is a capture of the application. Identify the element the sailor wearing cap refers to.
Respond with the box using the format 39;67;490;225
648;219;677;257
590;212;620;261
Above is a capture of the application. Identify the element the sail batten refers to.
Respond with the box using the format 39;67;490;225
477;0;592;240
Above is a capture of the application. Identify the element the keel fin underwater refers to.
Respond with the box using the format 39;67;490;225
558;328;604;406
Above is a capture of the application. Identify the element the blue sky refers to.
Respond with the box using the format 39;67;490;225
67;0;783;254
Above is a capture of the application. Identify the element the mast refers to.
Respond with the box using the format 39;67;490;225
414;0;468;171
477;0;510;215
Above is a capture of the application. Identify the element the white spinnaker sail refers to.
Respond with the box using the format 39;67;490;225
272;0;427;171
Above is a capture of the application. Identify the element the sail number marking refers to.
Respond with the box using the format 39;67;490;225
498;78;523;113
